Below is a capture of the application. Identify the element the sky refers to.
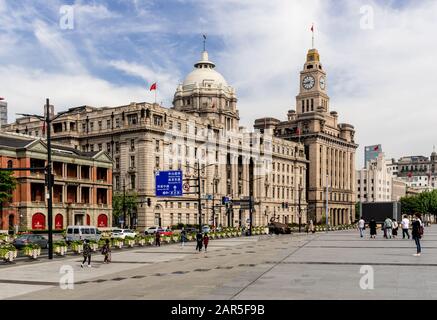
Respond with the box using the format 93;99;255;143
1;0;436;167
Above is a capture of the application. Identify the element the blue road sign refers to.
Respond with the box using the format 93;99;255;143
155;170;183;197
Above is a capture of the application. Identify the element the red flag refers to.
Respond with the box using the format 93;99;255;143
407;172;412;178
296;127;301;135
0;97;4;100
311;24;314;32
149;83;157;91
373;146;379;151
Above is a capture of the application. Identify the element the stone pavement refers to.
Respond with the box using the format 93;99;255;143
2;226;437;300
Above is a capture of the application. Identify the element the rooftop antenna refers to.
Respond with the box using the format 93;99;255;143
203;34;207;51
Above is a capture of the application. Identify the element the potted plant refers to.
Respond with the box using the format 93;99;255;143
187;233;193;241
0;234;9;243
146;235;154;245
70;240;83;254
23;243;41;259
0;244;17;262
163;235;171;244
112;238;123;249
172;234;180;243
88;240;99;252
124;236;135;248
136;235;146;246
53;240;68;256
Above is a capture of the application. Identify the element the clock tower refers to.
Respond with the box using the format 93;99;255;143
296;48;329;114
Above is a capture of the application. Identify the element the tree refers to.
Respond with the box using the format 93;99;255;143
0;171;17;229
112;191;138;228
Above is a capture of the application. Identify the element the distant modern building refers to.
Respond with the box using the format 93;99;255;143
0;132;113;232
356;153;392;203
395;151;437;191
364;144;382;166
0;101;7;128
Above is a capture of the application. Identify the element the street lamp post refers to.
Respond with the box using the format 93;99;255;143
325;174;330;233
15;99;77;259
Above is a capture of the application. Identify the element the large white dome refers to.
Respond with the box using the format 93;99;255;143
182;51;228;87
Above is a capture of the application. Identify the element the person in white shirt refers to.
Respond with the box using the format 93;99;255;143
358;217;365;238
401;215;410;239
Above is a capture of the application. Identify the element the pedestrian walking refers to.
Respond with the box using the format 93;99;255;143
155;231;161;246
308;219;315;233
412;213;424;256
384;217;393;239
392;219;399;238
203;233;209;252
180;228;187;247
81;239;92;268
401;215;410;239
101;239;111;263
358;217;365;238
369;217;377;239
195;231;203;252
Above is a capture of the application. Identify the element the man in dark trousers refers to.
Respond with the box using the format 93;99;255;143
155;231;161;246
195;231;203;252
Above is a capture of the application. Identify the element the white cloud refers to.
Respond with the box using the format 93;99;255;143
195;0;437;166
0;66;150;117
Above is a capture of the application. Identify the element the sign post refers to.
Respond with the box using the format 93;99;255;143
155;170;183;197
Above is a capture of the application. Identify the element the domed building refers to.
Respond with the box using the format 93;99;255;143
173;50;239;131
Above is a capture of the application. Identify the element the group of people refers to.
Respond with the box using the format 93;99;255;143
179;228;210;252
80;238;111;268
357;214;425;256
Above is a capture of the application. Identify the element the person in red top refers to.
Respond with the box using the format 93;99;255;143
203;233;209;252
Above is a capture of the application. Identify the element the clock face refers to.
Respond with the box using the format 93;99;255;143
302;75;315;90
319;77;326;90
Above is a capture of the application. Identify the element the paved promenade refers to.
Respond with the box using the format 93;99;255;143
2;226;437;300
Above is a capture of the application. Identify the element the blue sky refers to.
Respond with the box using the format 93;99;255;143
1;0;437;166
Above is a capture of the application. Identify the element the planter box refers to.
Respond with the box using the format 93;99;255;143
113;241;123;249
24;248;41;259
137;239;146;246
125;240;135;248
1;250;17;262
54;246;68;256
148;238;154;245
90;243;99;252
71;244;83;254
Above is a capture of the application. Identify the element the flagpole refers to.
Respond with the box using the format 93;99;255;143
312;23;314;49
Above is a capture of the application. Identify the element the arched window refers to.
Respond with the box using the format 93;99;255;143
32;213;46;230
55;214;63;230
97;214;108;227
7;160;13;168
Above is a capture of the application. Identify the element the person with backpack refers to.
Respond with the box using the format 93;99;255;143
412;213;424;256
101;239;111;263
81;239;92;268
384;217;393;239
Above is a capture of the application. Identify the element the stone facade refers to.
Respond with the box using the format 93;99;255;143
2;50;308;230
256;48;358;225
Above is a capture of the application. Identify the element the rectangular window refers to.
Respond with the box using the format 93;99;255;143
98;121;102;130
107;119;111;129
106;143;111;152
155;156;160;168
130;139;135;151
178;213;182;224
130;175;136;189
130;156;135;168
